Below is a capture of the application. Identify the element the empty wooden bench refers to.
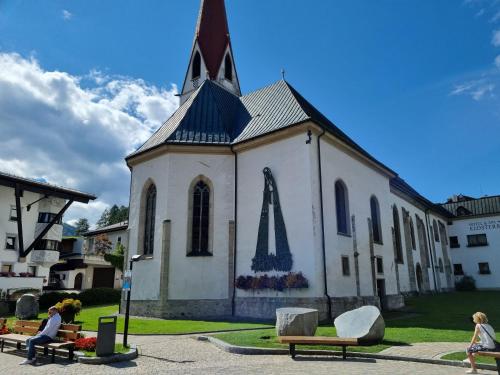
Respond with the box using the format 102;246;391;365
0;320;81;363
477;351;500;375
278;336;362;359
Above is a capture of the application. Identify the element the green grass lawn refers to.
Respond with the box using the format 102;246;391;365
214;291;500;354
4;304;271;334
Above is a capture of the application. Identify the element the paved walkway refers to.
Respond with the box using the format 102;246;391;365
380;342;468;359
0;334;497;375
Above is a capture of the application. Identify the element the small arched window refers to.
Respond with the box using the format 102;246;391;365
433;219;440;242
143;184;157;255
335;180;350;235
191;181;210;254
370;196;382;244
409;217;416;250
192;51;201;79
392;205;403;262
224;54;233;81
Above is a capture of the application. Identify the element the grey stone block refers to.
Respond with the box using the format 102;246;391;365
334;305;385;343
15;294;38;320
275;307;318;336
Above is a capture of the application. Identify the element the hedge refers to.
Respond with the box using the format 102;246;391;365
40;288;121;309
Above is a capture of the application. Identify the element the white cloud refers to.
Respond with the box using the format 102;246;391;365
492;29;500;46
450;78;496;100
62;10;72;21
0;52;179;225
495;55;500;68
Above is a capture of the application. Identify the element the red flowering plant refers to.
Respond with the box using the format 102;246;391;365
75;337;97;351
0;326;11;335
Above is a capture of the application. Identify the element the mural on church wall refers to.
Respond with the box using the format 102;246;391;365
236;167;309;291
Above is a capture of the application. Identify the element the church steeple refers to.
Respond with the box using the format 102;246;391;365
180;0;241;105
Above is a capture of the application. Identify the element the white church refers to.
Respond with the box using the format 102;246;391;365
124;0;456;321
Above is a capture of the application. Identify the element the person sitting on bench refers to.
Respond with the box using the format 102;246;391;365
465;311;497;374
19;306;61;365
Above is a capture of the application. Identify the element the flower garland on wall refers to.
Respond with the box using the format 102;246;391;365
236;272;309;291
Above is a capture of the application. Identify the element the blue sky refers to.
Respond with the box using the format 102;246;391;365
1;0;499;224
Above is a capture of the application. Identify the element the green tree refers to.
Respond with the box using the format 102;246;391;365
97;205;128;228
74;218;90;236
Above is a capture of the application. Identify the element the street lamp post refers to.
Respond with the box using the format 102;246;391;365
123;254;142;348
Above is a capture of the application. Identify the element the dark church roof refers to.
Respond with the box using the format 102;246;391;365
128;79;395;175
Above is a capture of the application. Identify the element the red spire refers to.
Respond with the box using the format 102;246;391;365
195;0;230;80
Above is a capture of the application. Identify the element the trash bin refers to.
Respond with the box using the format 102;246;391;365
96;316;117;357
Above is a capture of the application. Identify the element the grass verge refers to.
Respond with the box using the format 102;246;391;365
213;291;500;353
441;351;497;365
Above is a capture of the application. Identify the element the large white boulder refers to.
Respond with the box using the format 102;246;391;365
334;305;385;343
15;294;39;320
276;307;318;336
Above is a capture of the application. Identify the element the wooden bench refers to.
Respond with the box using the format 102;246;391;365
476;351;500;375
0;320;81;363
278;336;363;359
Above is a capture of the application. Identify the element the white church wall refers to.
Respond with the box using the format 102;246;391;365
236;133;322;298
319;137;398;298
129;154;170;300
166;153;234;300
128;151;234;301
448;215;500;289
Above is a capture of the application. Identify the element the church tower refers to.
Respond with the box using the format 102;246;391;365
180;0;241;105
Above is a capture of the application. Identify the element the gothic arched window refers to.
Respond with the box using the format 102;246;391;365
392;205;403;262
410;217;416;250
224;54;233;81
191;181;210;254
192;51;201;79
370;196;382;244
143;184;156;255
433;219;440;242
335;180;350;235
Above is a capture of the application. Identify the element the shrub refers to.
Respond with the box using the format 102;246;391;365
455;275;476;291
0;326;10;335
235;272;309;291
55;298;82;315
40;288;120;309
75;337;97;351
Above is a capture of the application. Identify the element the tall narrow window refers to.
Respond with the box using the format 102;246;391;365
192;51;201;79
433;220;439;242
335;180;349;235
224;54;233;81
370;196;382;244
392;205;403;262
191;181;210;254
409;217;416;250
143;184;156;255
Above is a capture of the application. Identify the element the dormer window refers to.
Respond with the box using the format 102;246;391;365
224;54;232;81
192;51;201;79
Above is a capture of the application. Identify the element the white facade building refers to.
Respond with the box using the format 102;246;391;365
442;195;500;289
123;0;459;321
0;171;95;298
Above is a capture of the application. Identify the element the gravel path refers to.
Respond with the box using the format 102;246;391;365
0;334;497;374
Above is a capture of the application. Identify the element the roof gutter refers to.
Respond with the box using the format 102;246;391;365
316;127;332;321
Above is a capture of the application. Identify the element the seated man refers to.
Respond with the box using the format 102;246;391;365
20;306;61;365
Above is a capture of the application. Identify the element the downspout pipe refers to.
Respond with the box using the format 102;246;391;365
424;209;438;291
230;145;238;316
317;128;332;322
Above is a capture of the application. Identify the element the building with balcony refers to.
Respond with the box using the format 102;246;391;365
0;171;95;299
49;222;127;290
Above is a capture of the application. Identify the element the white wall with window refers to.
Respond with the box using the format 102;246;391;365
447;214;500;289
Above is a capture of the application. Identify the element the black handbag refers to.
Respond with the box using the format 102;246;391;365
480;324;500;351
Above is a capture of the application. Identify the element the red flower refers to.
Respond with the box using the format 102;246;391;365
75;337;97;351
